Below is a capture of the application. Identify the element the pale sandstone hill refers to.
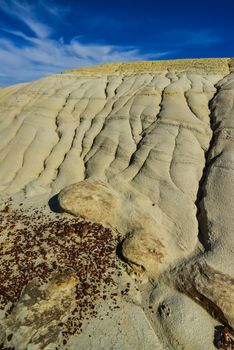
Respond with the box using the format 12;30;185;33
0;58;234;350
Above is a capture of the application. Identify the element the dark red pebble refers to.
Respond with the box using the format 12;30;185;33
0;198;121;338
7;334;13;342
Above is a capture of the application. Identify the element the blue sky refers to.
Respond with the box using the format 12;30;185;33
0;0;234;86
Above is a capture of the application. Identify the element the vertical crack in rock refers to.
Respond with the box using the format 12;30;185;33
169;60;234;330
196;63;232;251
118;70;219;276
195;88;222;250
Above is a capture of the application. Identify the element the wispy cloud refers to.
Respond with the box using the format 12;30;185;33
0;0;50;38
0;0;227;86
0;0;173;85
38;0;70;19
0;32;172;85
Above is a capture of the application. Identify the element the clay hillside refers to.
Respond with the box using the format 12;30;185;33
0;58;234;350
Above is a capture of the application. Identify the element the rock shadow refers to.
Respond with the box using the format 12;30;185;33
48;194;64;213
116;240;129;264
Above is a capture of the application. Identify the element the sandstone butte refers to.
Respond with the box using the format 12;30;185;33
0;58;234;350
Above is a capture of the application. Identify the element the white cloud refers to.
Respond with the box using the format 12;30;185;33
0;0;174;85
0;0;50;38
38;0;70;19
0;32;172;85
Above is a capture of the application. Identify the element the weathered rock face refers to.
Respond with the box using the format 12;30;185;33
59;180;121;227
1;58;234;350
2;271;78;350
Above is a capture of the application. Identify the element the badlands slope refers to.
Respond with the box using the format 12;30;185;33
0;58;234;349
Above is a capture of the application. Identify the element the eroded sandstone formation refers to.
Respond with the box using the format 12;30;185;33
0;58;234;349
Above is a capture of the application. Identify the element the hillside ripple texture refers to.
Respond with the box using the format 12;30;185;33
0;58;234;350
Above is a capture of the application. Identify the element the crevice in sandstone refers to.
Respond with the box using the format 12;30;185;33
54;92;72;143
195;71;229;251
139;75;171;138
168;125;181;190
164;66;234;332
123;78;171;174
104;77;109;99
39;91;74;183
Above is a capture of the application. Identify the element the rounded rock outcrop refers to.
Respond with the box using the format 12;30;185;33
58;179;121;227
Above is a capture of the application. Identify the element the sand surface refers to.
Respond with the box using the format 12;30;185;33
0;58;234;349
